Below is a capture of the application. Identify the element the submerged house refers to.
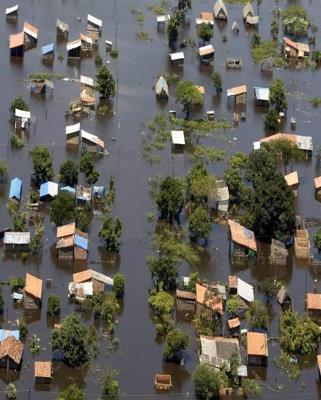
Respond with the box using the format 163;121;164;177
169;51;184;66
294;229;310;260
80;33;93;52
56;19;69;37
39;181;58;200
196;12;214;26
243;3;259;26
42;43;54;59
214;0;228;21
154;374;172;390
6;5;18;20
196;283;223;319
9;177;22;204
284;37;310;59
253;87;269;106
270;239;288;265
227;85;247;105
226;57;242;69
68;282;93;301
15;108;30;130
86;14;102;42
4;232;30;251
0;336;23;370
171;130;185;149
66;122;81;145
30;79;46;94
80;75;95;106
76;185;92;206
228;220;257;259
9;32;24;57
208;181;229;214
254;133;313;154
66;39;81;59
156;15;170;30
247;332;268;366
306;293;321;316
73;269;113;293
199;335;240;369
81;130;105;153
24;273;43;309
56;223;89;261
198;44;215;64
92;186;106;201
23;22;38;43
34;361;52;383
155;76;169;99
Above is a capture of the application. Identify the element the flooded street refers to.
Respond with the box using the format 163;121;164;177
1;0;321;398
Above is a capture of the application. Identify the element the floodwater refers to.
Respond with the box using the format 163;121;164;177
1;0;321;398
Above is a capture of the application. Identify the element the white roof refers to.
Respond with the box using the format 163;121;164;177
91;270;114;286
253;141;261;150
66;39;81;51
4;232;30;245
68;282;93;297
170;52;184;61
66;123;80;135
15;109;31;119
237;277;254;303
254;87;269;101
296;135;313;151
171;130;185;145
80;75;94;87
199;44;215;56
81;130;105;149
6;4;18;15
157;15;170;22
80;33;93;44
87;14;102;28
24;24;38;40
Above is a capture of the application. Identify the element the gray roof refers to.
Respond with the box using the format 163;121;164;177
214;0;228;18
200;336;240;369
243;2;254;19
4;232;30;245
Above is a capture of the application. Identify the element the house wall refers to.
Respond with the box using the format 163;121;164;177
5;243;29;252
0;356;20;370
58;247;73;260
247;355;267;367
11;46;24;57
92;279;104;293
35;376;52;384
24;293;41;309
74;246;87;260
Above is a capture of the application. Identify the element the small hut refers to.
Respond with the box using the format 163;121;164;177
39;181;58;200
284;37;310;59
277;286;292;307
270;239;288;265
56;19;69;37
226;57;242;69
284;171;299;195
73;269;113;293
155;76;169;99
76;185;92;206
199;336;240;369
314;177;321;196
67;39;81;59
66;123;81;145
227;85;247;105
6;5;18;20
154;374;172;390
208;181;229;214
24;273;43;309
42;43;54;59
294;229;310;260
56;223;76;260
80;75;95;106
80;33;93;52
9;32;24;57
228;275;238;295
228;220;257;259
15;108;30;130
34;361;52;383
171;130;185;150
247;332;268;366
253;87;269;106
23;22;38;44
81;130;105;153
0;336;23;370
30;79;46;94
74;232;89;260
4;232;30;251
86;14;102;43
169;51;184;66
246;15;259;26
176;289;196;313
157;15;170;30
306;293;321;316
9;177;22;204
214;0;228;21
198;44;215;64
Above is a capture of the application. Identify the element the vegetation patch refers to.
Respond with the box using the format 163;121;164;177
28;72;64;80
274;351;301;380
251;40;279;63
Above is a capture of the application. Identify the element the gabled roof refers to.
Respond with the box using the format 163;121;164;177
6;5;18;15
0;336;23;364
243;2;254;19
42;43;54;55
227;85;247;97
56;19;69;32
40;181;58;198
214;0;228;18
24;22;38;39
254;87;269;102
57;222;76;239
25;273;43;299
74;233;89;250
80;33;93;45
315;176;321;190
9;32;24;48
9;177;22;200
228;219;257;252
199;44;215;57
80;75;94;87
73;269;113;285
169;51;184;61
66;39;81;51
87;14;102;28
196;283;223;314
247;332;268;357
81;130;104;149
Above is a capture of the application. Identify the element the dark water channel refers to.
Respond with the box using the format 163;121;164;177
1;0;321;398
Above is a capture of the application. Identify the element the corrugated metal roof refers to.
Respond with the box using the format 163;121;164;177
74;234;88;250
0;330;20;341
81;130;104;149
214;0;228;18
42;43;54;55
237;277;254;302
25;273;42;299
57;223;75;239
66;123;80;135
228;219;257;251
15;109;30;119
80;75;94;87
87;14;102;28
6;5;18;15
4;232;30;245
254;87;269;101
9;177;22;200
40;181;58;198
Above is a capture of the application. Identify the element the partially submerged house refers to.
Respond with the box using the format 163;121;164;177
56;223;89;261
23;22;38;43
81;130;105;153
284;171;299;195
294;229;310;260
34;361;52;383
176;289;196;312
39;181;58;200
156;15;170;30
196;283;223;319
247;332;268;366
73;269;113;293
196;12;214;26
227;85;247;105
66;39;81;59
169;51;184;66
228;317;241;336
56;19;69;37
306;293;321;316
9;32;24;57
60;186;76;195
30;79;46;94
254;133;313;155
154;374;172;390
199;335;240;369
24;273;43;309
208;181;229;214
87;14;102;41
6;5;18;20
237;277;254;305
4;232;30;251
214;0;228;21
243;3;259;26
314;176;321;196
42;43;54;59
80;33;93;52
74;232;89;260
171;130;185;149
68;282;93;302
284;37;310;59
66;122;81;145
228;220;257;259
270;239;288;265
253;87;269;106
198;44;215;64
76;185;92;206
80;75;96;106
15;108;30;130
277;286;292;307
9;177;22;204
0;336;23;370
226;57;242;69
155;76;169;99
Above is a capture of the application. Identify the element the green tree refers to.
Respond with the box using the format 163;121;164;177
95;65;116;99
113;273;125;298
175;80;204;117
10;97;29;115
149;290;174;315
13;211;27;232
269;78;287;112
6;383;16;400
229;346;240;389
197;23;213;44
242;378;261;399
314;229;321;252
163;328;189;362
52;314;89;367
186;163;215;207
268;138;304;173
59;160;79;187
193;364;227;399
99;212;122;252
211;72;222;93
245;300;269;329
167;18;178;49
156;176;184;221
178;0;191;10
76;210;91;232
58;383;85;400
100;293;119;333
0;160;8;182
9;276;25;292
282;6;310;38
264;108;279;131
186;272;200;292
101;370;119;400
30;146;53;185
47;294;61;316
226;296;238;316
148;255;178;291
189;206;211;243
79;151;99;184
280;309;320;354
50;191;76;226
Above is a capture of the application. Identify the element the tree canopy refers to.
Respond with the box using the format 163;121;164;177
113;273;125;298
58;384;85;400
156;176;185;221
245;300;269;330
175;80;204;117
282;6;310;37
30;146;53;185
95;65;116;99
269;78;287;112
59;160;79;187
50;191;76;226
10;97;29;115
189;206;212;243
163;328;189;362
99;212;122;252
193;364;227;399
197;23;213;43
149;290;174;315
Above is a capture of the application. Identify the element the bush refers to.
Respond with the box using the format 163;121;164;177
110;49;119;58
193;364;227;399
101;370;119;400
6;383;16;400
9;276;25;292
149;290;174;315
76;210;91;232
226;296;238;316
242;378;261;399
59;160;79;187
163;328;189;362
50;191;76;226
95;54;103;66
245;300;269;330
30;145;53;185
47;294;61;316
58;383;85;400
10;97;29;115
264;108;279;131
18;319;28;339
11;134;24;149
113;273;125;298
189;206;212;243
313;229;321;251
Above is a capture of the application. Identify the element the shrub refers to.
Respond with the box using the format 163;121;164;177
113;273;125;298
47;294;61;316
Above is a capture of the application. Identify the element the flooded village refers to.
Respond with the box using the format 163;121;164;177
1;0;321;399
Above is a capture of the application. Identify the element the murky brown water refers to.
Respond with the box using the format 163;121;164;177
1;0;321;398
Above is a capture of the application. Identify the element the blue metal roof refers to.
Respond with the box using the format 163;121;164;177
0;329;20;341
74;234;88;250
9;177;22;200
40;181;58;198
42;43;54;55
40;182;49;198
61;186;76;195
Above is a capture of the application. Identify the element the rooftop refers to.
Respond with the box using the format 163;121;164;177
25;273;43;299
0;336;23;364
306;293;321;311
56;222;76;239
284;171;299;187
247;332;268;357
34;361;52;378
9;32;24;48
228;219;257;252
196;283;223;314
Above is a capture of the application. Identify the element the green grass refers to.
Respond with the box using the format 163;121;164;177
251;40;279;63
